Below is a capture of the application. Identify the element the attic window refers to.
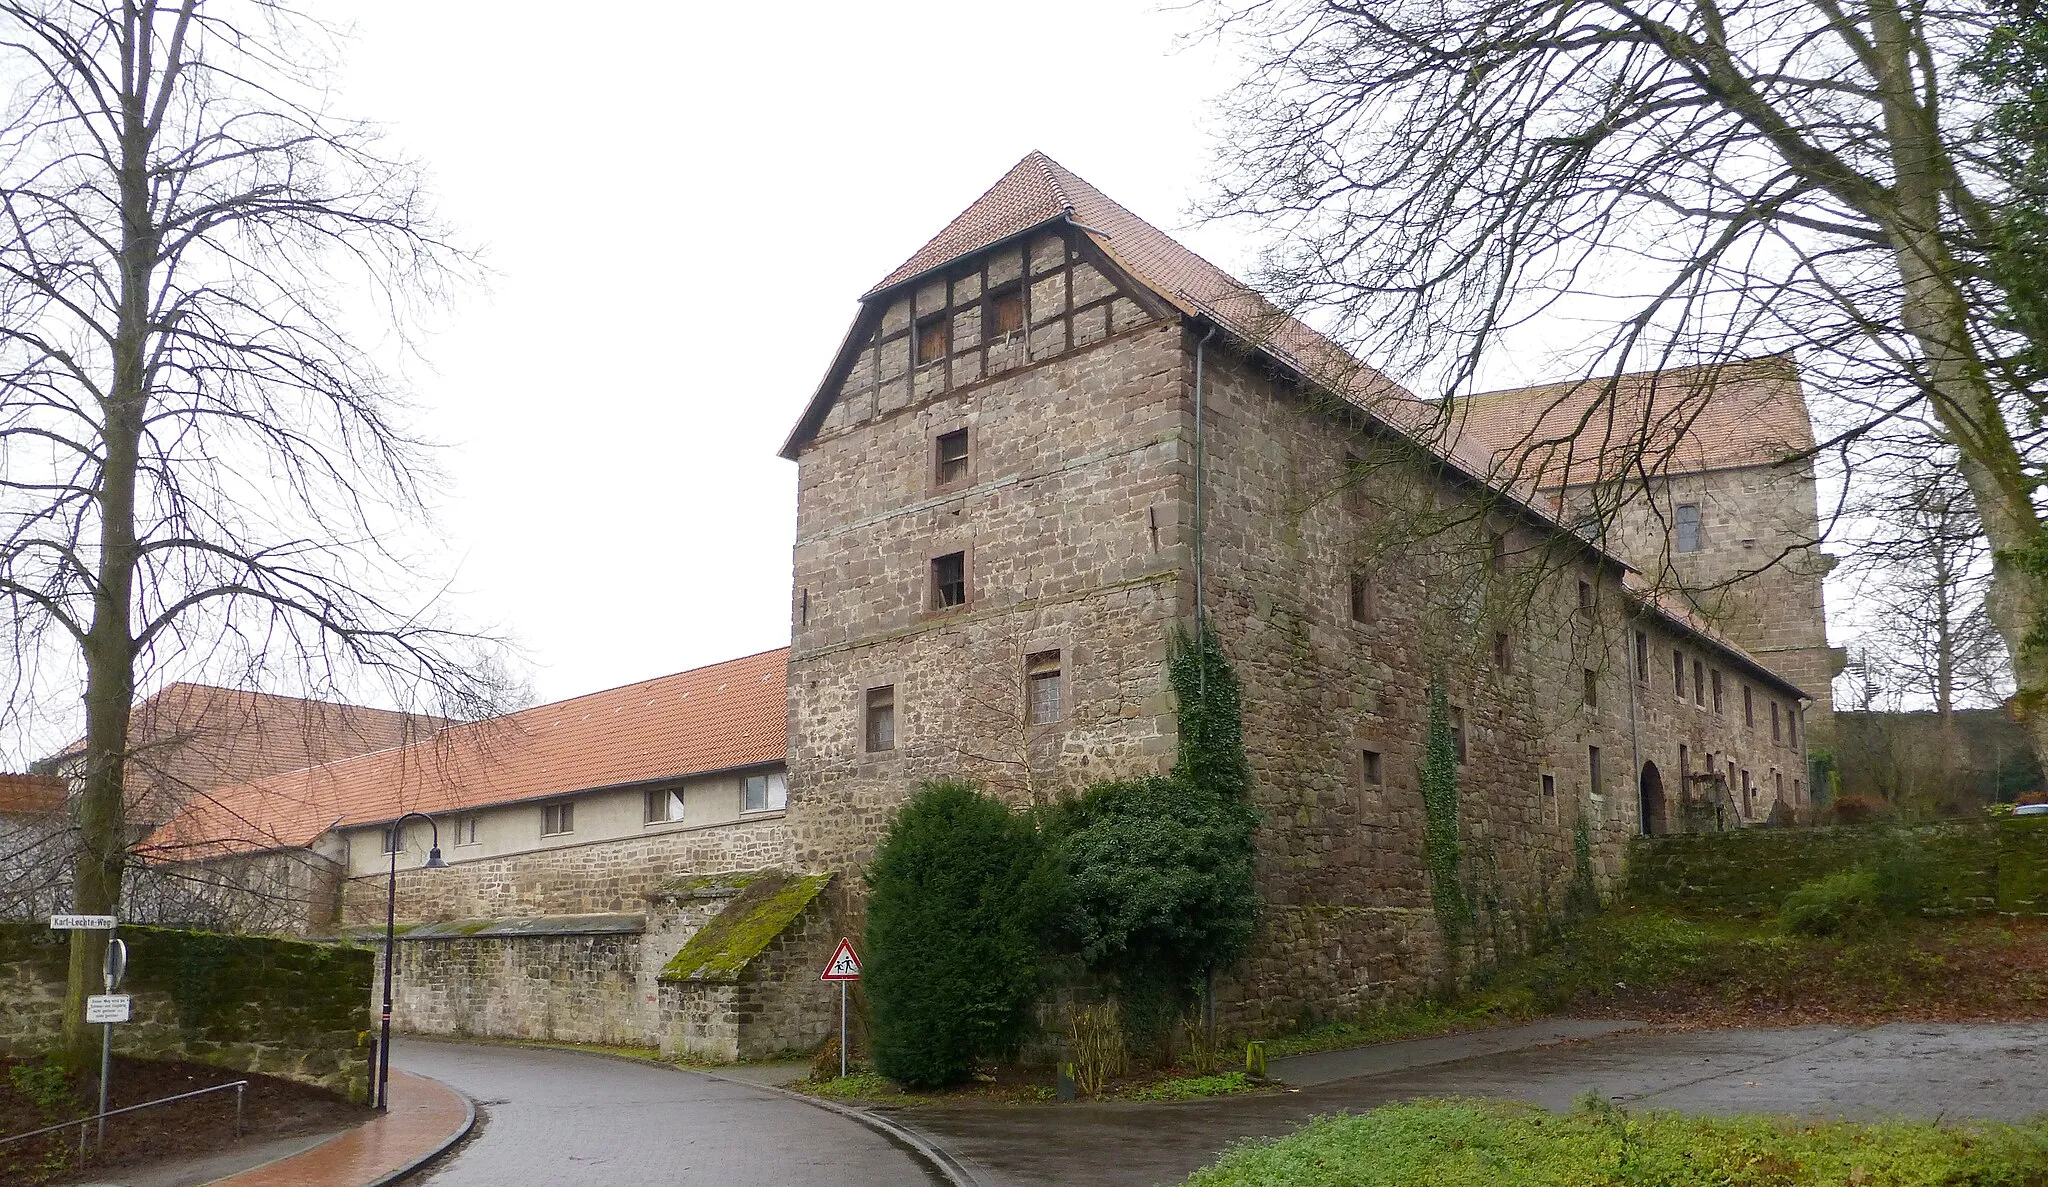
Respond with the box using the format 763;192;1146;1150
915;315;949;366
934;429;969;486
989;286;1024;337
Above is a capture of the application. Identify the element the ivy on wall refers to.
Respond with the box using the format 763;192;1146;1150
1421;681;1470;948
1165;623;1249;800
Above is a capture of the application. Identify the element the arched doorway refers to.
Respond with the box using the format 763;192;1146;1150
1639;761;1666;836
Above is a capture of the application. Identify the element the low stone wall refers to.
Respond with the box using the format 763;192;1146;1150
0;923;372;1102
656;872;842;1062
383;916;650;1046
1626;818;2047;915
345;816;794;925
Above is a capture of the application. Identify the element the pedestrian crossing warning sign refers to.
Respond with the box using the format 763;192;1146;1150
820;938;862;980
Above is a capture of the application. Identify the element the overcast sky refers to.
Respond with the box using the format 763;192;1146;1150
325;0;1259;711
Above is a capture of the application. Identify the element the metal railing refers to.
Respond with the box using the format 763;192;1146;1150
0;1079;247;1166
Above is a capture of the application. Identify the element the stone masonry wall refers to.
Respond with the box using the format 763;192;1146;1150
386;929;649;1046
0;923;372;1101
1193;341;1812;1032
656;891;842;1062
1628;817;2048;915
345;815;794;925
786;280;1190;911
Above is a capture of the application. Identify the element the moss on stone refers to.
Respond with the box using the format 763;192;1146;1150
659;871;832;983
654;869;776;898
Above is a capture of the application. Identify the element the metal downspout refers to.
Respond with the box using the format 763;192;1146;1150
1194;324;1216;654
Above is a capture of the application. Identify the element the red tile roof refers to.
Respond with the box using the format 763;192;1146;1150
1453;356;1815;489
0;773;65;815
145;649;790;858
44;682;445;826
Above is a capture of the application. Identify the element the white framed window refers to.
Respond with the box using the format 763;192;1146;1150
541;801;574;837
455;815;480;846
864;685;896;752
644;787;684;825
1026;650;1063;725
380;824;400;854
743;770;788;813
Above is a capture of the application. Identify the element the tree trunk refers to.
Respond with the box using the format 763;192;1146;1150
1869;0;2048;782
62;27;152;1069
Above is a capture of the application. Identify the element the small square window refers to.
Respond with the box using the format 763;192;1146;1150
455;815;479;846
1675;503;1702;553
744;770;789;812
644;787;684;824
1693;660;1705;707
1362;749;1383;786
542;801;575;837
1583;668;1598;707
1542;773;1556;798
1026;650;1063;725
1450;707;1468;765
1348;572;1377;624
915;315;949;365
934;429;969;486
380;824;400;854
989;287;1024;337
930;551;966;609
865;685;896;753
1492;632;1512;673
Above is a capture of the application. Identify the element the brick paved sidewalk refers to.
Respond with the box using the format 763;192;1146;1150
209;1071;472;1187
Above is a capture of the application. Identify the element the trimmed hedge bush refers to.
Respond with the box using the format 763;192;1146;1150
863;781;1056;1088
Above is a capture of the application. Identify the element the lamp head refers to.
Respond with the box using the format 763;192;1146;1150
423;846;447;870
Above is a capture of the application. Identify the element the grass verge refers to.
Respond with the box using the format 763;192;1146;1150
1180;1099;2048;1187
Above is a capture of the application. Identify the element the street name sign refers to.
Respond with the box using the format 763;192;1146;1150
821;938;862;980
51;914;116;930
86;995;130;1024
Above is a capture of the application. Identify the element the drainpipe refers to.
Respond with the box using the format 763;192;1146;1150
1193;324;1217;695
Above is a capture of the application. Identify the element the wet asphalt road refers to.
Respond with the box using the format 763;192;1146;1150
887;1022;2048;1187
393;1039;945;1187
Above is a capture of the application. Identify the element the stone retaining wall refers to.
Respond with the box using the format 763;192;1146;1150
1626;817;2047;914
0;923;372;1102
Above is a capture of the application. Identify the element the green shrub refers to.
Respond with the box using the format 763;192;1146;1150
1051;775;1260;1047
1782;867;1885;935
864;781;1055;1088
6;1061;72;1113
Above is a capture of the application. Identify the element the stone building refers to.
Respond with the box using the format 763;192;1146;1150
4;684;443;927
148;649;833;1061
777;151;1817;1025
1457;359;1842;745
150;151;1828;1053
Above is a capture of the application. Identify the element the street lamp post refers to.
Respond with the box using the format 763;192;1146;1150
378;811;445;1112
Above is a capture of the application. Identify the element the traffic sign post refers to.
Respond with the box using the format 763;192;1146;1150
819;939;862;1080
95;936;127;1142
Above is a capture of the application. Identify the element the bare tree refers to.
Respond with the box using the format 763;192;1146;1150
0;0;497;1065
1842;461;2012;722
1200;0;2048;768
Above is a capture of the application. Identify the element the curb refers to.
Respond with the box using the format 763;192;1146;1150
707;1073;980;1187
202;1072;475;1187
366;1076;475;1187
465;1041;976;1187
